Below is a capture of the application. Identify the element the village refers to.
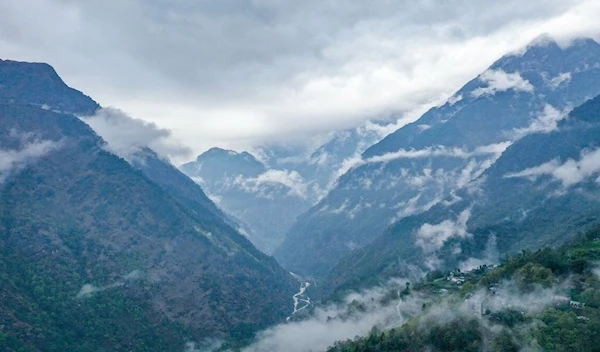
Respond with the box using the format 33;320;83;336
407;264;588;320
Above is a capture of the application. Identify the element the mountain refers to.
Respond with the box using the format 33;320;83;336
326;93;600;296
0;60;298;350
130;147;251;235
180;147;312;253
274;37;600;279
255;123;387;194
0;59;98;115
179;124;385;253
295;123;388;194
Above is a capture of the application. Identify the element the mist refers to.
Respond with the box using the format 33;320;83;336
79;107;192;164
0;130;60;183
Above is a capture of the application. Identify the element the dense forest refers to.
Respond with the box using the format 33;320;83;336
326;225;600;352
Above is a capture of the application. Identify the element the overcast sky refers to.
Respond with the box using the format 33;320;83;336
1;0;599;161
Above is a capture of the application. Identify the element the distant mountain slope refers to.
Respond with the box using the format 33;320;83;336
180;124;385;253
181;147;311;252
131;148;249;234
0;61;298;349
257;123;386;194
275;37;600;279
326;93;600;295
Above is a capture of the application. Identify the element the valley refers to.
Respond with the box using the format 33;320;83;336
2;5;600;351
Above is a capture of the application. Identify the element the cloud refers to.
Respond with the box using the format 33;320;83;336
547;72;572;88
459;234;500;271
80;108;191;163
361;117;417;140
184;340;223;352
416;208;472;254
511;104;570;138
76;270;142;298
471;69;535;98
390;194;440;224
328;142;507;227
2;0;599;154
242;266;572;352
331;154;365;182
0;131;60;183
365;141;512;164
504;147;600;187
447;94;464;105
233;169;309;199
243;280;420;352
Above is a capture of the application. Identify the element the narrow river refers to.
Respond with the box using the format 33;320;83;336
287;281;311;320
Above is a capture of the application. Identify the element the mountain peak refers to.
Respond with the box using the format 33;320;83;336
526;33;560;49
0;59;98;115
183;147;266;180
0;59;56;74
492;36;600;72
199;147;258;162
201;146;236;156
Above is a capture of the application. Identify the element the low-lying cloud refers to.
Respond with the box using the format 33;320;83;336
76;270;142;299
511;104;570;138
243;280;417;352
233;169;309;199
365;142;512;164
547;72;572;88
416;208;472;255
240;269;572;352
504;147;600;187
471;69;535;98
332;142;511;182
459;234;500;272
0;130;60;183
80;108;191;163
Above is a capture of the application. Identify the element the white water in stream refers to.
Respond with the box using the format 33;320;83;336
287;282;311;321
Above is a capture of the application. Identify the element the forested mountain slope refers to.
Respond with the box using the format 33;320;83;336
0;61;298;350
275;37;600;279
326;93;600;296
327;225;600;352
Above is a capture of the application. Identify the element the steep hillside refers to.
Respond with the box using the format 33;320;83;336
327;226;600;352
275;37;600;278
0;61;298;350
326;93;600;296
131;148;250;237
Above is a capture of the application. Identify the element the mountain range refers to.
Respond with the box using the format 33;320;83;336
3;35;600;352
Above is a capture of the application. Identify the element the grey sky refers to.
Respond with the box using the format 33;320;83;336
1;0;599;161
